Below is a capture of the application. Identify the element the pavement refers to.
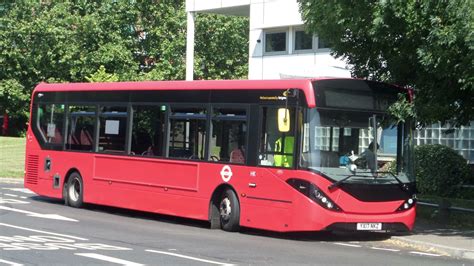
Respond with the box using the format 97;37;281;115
1;177;473;261
391;219;474;260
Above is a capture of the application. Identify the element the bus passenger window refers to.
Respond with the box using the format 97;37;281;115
168;107;207;160
258;107;295;168
38;104;65;145
131;105;166;157
98;106;127;154
66;105;96;151
209;108;247;164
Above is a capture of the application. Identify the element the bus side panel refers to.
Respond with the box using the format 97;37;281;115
87;155;209;221
86;180;210;220
93;155;199;191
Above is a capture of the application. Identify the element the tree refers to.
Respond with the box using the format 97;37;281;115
298;0;473;126
194;13;249;80
86;65;119;82
0;0;249;135
0;79;29;136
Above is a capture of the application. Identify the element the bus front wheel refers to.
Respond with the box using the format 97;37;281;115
65;172;84;208
219;188;240;232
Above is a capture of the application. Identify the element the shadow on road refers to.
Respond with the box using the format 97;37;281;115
30;195;393;242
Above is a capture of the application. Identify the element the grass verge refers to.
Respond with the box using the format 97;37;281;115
417;194;474;230
0;137;25;178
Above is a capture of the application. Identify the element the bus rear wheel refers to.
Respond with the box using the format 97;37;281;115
219;189;240;232
65;172;84;208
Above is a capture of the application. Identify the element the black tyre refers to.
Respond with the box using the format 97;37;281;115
219;188;240;232
65;172;84;208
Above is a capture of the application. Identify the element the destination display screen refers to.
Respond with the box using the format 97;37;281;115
313;79;404;111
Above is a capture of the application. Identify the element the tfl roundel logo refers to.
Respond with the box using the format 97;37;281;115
220;165;233;182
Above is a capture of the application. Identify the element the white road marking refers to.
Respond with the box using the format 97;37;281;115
333;242;362;248
20;197;27;199
0;206;78;222
146;249;234;266
4;194;18;198
0;259;23;266
409;251;443;257
75;253;144;266
2;188;34;194
0;198;29;204
0;179;23;185
370;247;400;252
0;223;88;241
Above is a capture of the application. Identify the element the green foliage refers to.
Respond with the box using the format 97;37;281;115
414;144;471;198
299;0;474;127
388;93;416;123
194;13;249;80
0;0;249;135
0;79;30;135
86;65;119;82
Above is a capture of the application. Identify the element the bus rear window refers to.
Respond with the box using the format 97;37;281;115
38;104;65;145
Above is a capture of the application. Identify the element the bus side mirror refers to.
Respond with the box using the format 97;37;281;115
278;108;290;132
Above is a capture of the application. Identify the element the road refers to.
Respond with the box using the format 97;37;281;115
0;179;470;265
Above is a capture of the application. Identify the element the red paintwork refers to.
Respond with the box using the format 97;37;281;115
24;79;415;232
33;79;317;108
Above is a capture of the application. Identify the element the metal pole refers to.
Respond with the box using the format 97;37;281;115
186;11;195;81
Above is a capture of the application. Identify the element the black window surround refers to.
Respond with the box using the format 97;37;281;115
31;89;305;166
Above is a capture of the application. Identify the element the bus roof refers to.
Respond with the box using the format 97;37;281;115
32;78;407;108
33;79;318;107
33;79;320;92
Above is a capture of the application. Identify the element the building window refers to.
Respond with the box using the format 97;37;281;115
294;30;313;51
264;31;287;54
317;36;330;49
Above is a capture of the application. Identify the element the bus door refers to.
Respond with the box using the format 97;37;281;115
241;106;295;230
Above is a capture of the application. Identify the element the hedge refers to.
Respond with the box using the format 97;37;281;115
414;144;471;198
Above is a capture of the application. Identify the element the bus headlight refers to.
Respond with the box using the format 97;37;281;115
287;178;342;212
312;186;342;211
396;195;417;211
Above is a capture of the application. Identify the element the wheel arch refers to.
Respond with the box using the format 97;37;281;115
64;168;81;186
62;168;81;201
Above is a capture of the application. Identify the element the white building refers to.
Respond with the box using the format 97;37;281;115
185;0;350;81
185;0;474;164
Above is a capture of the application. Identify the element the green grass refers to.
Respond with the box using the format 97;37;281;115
0;137;26;178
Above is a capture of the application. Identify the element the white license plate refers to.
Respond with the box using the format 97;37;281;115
356;223;382;230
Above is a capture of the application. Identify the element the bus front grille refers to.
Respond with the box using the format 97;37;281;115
26;155;39;185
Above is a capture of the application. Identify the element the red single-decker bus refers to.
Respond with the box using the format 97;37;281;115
24;79;416;232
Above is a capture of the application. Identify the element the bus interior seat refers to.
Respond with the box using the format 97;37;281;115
80;128;93;146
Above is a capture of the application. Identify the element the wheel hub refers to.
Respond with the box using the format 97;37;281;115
69;178;80;202
219;197;231;221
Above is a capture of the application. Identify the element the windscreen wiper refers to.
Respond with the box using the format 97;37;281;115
375;171;410;191
328;174;372;191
